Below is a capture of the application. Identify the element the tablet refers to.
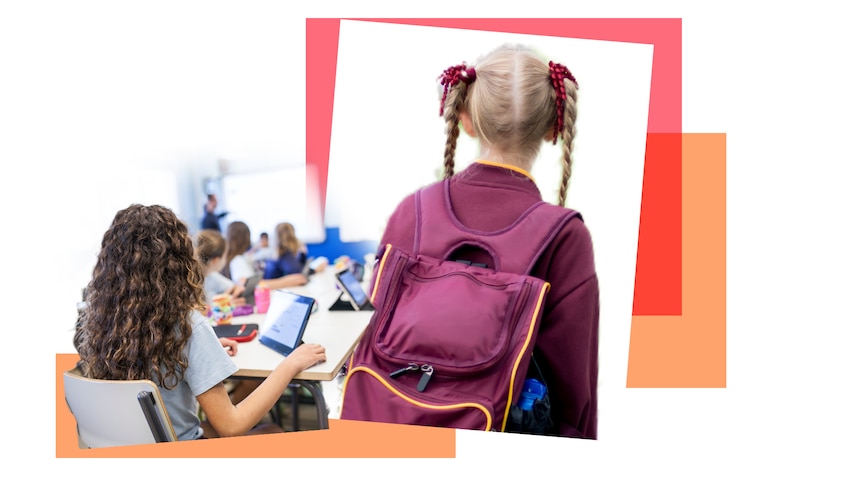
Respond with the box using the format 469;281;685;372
334;266;373;311
258;291;315;356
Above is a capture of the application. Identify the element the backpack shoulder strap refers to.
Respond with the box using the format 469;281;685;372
414;179;580;275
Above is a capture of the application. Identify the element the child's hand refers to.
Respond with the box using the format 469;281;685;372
287;343;326;370
219;338;239;356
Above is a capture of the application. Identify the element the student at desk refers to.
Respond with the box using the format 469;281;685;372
194;229;246;307
74;204;327;440
260;222;327;290
251;231;276;272
194;228;260;404
221;220;260;287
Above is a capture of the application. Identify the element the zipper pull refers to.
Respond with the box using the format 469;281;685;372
417;364;434;392
390;363;420;379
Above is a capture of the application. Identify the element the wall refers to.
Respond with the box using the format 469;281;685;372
306;227;379;265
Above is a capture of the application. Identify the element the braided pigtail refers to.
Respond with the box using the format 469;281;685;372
439;64;476;179
442;83;467;178
558;79;578;207
548;61;579;207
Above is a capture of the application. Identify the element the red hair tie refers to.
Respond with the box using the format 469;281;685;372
438;63;476;116
549;61;579;144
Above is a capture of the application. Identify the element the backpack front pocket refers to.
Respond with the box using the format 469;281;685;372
373;258;534;373
340;366;495;431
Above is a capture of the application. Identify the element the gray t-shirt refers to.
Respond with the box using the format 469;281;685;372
159;311;239;440
203;271;235;306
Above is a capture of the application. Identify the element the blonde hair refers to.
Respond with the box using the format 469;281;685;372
275;222;301;258
441;44;579;206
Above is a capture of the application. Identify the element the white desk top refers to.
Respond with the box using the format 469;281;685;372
226;266;373;381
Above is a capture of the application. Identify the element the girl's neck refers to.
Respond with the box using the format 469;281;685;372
475;159;536;182
477;147;535;173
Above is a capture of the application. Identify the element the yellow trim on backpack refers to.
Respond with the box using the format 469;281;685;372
501;281;551;431
343;365;493;431
338;352;357;415
370;244;392;305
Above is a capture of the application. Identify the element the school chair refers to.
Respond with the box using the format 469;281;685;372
63;367;177;448
270;380;332;431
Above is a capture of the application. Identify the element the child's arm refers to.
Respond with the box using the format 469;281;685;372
195;343;327;437
260;273;309;290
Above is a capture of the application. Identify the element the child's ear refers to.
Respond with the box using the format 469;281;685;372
459;112;477;138
543;125;556;142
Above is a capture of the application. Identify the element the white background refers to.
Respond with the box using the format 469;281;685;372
2;1;861;484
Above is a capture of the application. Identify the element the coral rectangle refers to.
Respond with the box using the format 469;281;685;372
634;134;683;315
627;134;726;387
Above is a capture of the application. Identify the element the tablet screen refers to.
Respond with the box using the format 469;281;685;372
258;291;314;356
335;267;369;310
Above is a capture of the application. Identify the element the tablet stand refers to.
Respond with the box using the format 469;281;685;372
328;291;374;311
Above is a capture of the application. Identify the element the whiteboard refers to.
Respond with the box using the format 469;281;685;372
220;167;325;244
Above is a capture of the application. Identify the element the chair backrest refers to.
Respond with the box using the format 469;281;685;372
63;367;178;448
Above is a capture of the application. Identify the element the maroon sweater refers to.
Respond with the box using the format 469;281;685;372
378;161;599;439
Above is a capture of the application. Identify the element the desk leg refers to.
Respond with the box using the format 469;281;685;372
293;380;329;430
288;383;300;431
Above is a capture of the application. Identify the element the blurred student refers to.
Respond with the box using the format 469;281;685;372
261;222;325;290
194;229;246;307
251;231;276;272
221;220;259;287
200;194;228;232
74;204;326;439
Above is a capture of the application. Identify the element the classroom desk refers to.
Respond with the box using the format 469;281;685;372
225;266;373;430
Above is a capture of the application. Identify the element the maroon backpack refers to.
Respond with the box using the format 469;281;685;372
340;180;578;432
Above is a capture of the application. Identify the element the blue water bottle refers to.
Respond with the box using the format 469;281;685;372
516;378;547;411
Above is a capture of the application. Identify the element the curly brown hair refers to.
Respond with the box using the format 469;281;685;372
74;204;207;389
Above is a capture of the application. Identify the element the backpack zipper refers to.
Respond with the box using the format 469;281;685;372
390;363;434;392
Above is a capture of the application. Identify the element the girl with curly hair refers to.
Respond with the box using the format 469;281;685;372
74;204;326;440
